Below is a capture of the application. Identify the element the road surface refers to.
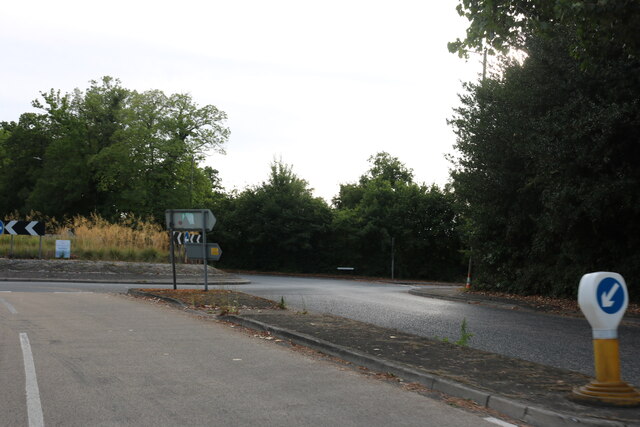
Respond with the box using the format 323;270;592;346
230;275;640;386
0;286;502;426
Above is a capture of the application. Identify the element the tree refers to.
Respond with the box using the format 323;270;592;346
216;161;332;272
331;153;463;280
0;115;49;215
450;28;640;297
90;86;229;220
449;0;640;64
26;89;96;217
0;77;230;221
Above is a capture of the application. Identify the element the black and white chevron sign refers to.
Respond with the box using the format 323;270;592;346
3;220;46;236
172;231;202;245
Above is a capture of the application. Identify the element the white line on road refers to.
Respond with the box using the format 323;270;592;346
20;333;45;427
53;291;94;294
484;417;517;427
0;290;12;292
0;297;17;314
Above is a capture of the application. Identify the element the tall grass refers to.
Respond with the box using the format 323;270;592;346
0;212;169;262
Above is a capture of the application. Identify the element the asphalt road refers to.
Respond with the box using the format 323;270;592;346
0;287;500;427
229;275;640;387
3;274;638;391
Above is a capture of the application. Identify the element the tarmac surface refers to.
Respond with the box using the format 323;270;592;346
208;295;640;427
2;259;639;426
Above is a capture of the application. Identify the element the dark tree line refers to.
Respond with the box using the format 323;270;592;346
449;1;640;298
211;155;464;280
0;82;464;281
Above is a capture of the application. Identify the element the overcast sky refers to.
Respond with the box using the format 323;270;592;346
1;1;482;201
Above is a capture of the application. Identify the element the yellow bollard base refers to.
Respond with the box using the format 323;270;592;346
571;381;640;407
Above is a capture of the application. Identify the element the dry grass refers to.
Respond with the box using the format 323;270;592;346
1;212;169;262
63;213;167;252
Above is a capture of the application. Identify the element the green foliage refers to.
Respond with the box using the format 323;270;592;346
214;160;333;273
0;77;229;221
331;152;464;280
455;318;473;346
450;26;640;298
211;155;463;281
449;0;640;66
436;318;473;346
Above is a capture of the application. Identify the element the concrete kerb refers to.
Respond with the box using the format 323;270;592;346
128;290;630;427
408;288;521;310
0;277;250;285
523;406;627;427
127;289;190;308
222;315;632;427
486;395;527;421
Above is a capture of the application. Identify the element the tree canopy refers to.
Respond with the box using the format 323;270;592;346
331;153;463;279
212;160;333;272
0;77;229;221
449;0;640;64
209;154;464;281
450;18;640;297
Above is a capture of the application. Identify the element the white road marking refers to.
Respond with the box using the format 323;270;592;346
53;292;93;294
484;417;517;427
0;290;12;292
0;297;17;314
20;333;45;427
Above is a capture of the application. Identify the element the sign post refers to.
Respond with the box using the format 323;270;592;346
165;209;217;291
572;272;640;406
168;210;177;289
202;213;208;291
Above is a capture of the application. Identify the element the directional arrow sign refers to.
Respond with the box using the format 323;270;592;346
172;231;202;245
3;221;45;236
578;272;628;339
601;284;619;308
0;220;3;235
5;220;16;234
598;277;625;314
26;222;38;235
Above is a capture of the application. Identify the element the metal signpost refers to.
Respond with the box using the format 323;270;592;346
165;209;217;291
572;272;640;406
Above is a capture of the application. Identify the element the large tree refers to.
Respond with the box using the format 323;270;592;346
450;26;640;297
215;161;332;272
0;77;229;220
448;0;640;63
